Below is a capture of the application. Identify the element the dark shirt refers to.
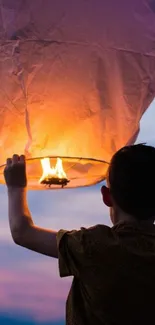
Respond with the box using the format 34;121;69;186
57;222;155;325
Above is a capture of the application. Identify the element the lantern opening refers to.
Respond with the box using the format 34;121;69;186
39;157;70;188
0;156;109;189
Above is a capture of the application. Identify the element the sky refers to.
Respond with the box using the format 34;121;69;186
0;101;155;325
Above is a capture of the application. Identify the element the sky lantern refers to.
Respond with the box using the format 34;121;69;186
0;0;155;190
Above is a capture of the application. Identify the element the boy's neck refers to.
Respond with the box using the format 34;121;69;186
116;213;154;226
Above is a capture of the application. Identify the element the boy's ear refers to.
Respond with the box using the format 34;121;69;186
101;185;112;207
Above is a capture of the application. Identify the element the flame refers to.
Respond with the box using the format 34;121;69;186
39;157;67;183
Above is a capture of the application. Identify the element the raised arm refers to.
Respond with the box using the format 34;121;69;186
4;155;58;258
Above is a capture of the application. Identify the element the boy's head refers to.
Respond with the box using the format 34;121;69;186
101;144;155;224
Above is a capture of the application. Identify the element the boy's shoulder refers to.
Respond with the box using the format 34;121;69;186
79;223;118;251
84;223;114;238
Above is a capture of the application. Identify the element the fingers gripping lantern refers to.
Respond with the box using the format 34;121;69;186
0;0;155;189
4;155;27;188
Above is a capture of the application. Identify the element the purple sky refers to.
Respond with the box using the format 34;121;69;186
0;101;155;324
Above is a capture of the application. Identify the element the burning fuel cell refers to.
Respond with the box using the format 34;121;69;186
39;158;70;188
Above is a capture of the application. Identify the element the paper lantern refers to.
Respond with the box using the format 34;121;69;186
0;0;155;189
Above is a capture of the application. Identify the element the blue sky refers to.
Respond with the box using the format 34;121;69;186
0;101;155;325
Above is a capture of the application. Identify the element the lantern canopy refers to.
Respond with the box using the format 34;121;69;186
0;0;155;189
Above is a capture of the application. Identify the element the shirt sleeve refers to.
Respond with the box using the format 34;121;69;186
56;224;113;278
57;227;88;278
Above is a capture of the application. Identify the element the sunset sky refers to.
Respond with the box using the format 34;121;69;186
0;101;155;325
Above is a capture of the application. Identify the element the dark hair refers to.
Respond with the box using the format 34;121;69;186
108;144;155;220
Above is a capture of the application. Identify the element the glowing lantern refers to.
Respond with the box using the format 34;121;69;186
0;0;155;189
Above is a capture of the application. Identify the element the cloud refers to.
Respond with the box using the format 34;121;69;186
137;101;155;144
28;185;110;230
0;265;70;322
0;313;64;325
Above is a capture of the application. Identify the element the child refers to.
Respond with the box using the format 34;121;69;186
4;144;155;325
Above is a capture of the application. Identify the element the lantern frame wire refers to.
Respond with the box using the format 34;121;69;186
0;155;109;167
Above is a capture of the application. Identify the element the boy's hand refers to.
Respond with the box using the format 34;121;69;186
4;154;27;188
